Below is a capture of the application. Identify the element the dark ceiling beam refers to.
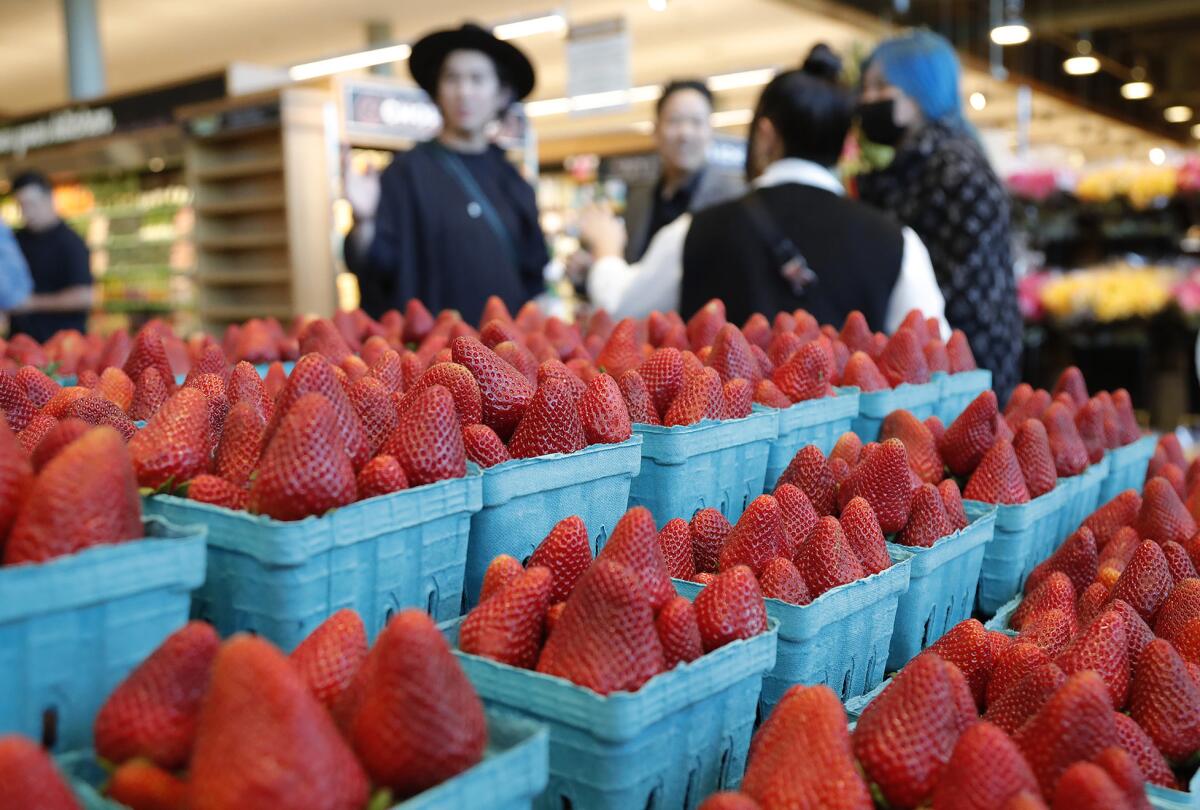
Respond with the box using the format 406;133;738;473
1028;0;1200;34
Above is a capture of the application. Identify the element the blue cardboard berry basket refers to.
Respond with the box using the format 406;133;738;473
1100;433;1158;503
842;381;941;443
463;438;643;610
933;369;993;425
886;506;996;671
143;468;482;651
1052;454;1111;555
59;709;550;810
969;484;1068;616
758;389;860;490
442;617;778;810
627;409;778;528
674;560;911;717
983;594;1021;635
0;517;206;753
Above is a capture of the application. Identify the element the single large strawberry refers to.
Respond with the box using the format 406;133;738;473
1129;638;1200;763
450;336;534;441
719;495;786;576
687;299;726;351
15;365;60;410
931;721;1041;810
127;387;211;489
1041;402;1089;478
939;479;970;531
797;516;866;596
839;496;892;574
597;507;674;610
656;595;704;669
1018;609;1077;660
479;555;524;604
344;376;397;456
596;318;643;380
578;373;632;445
1085;490;1142;546
1111;711;1177;789
130;367;169;422
1053;366;1088;410
898;482;953;547
881;409;944;484
691;507;732;574
123;327;176;396
1055;608;1129;707
460;566;553;669
925;619;994;708
106;759;188;810
618;369;660;425
758;556;810;604
965;438;1031;504
379;385;467;486
841;350;889;392
830;431;863;467
247;393;357;521
1026;527;1098;595
777;445;837;516
1108;541;1172;623
1074;398;1109;465
838;438;914;533
657;518;696;580
1164;541;1199;582
1012;572;1077;631
985;660;1068;735
854;653;975;808
640;347;684;418
1089;746;1154;810
940;391;999;476
988;641;1052;707
267;354;369;469
692;565;768;652
1014;418;1058;498
1136;476;1197;546
0;735;83;810
1016;670;1117;796
190;635;369;810
774;483;819;559
878;328;932;386
524;515;591;604
1154;578;1200;642
1112;389;1141;445
723;378;753;419
709;323;758;383
840;310;874;354
741;684;872;810
187;474;248;510
213;400;264;487
67;393;137;443
772;340;832;402
1051;762;1129;810
537;560;666;692
5;426;142;564
462;423;510;468
508;376;588;458
289;609;368;713
664;367;725;426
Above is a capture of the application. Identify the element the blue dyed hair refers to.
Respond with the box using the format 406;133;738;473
867;30;965;126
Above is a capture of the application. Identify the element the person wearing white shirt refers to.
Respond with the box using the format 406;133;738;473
580;44;948;338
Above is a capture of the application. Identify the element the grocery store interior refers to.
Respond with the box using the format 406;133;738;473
6;2;1200;808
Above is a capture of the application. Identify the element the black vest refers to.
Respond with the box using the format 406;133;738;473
680;183;905;331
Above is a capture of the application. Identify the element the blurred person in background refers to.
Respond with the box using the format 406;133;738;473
856;29;1022;401
581;45;947;335
0;218;33;334
344;23;547;325
622;80;743;262
7;171;93;342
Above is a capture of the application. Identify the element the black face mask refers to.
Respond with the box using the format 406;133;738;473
859;98;906;146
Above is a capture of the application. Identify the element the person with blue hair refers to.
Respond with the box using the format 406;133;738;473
857;29;1023;402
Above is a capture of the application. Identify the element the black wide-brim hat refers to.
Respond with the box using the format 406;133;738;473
409;22;536;101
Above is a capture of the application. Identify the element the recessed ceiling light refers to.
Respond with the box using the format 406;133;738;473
990;23;1030;46
1120;81;1154;100
1164;105;1193;123
1063;55;1100;76
1192;123;1200;140
969;92;987;111
1149;147;1166;165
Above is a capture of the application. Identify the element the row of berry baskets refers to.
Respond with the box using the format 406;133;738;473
4;374;1160;810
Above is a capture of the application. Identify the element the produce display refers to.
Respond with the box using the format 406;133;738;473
0;292;1191;810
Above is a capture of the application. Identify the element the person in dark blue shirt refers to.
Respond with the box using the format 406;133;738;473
344;23;547;325
8;170;93;342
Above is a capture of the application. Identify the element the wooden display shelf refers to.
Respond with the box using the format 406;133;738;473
193;156;284;182
195;232;288;250
193;195;286;216
195;269;291;285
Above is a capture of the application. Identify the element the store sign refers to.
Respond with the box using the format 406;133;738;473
567;18;631;115
0;107;115;156
343;82;442;143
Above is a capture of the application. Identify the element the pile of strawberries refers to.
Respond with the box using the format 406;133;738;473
461;506;769;695
0;607;492;810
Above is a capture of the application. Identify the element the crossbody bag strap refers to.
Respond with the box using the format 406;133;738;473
740;190;818;295
423;141;521;271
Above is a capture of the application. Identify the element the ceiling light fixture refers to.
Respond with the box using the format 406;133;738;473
289;43;411;81
1149;147;1166;165
1063;40;1099;76
969;92;987;111
990;0;1030;45
1120;81;1154;100
1164;105;1193;123
1192;123;1200;140
493;13;567;40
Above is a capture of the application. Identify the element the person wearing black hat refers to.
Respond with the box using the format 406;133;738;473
344;23;547;325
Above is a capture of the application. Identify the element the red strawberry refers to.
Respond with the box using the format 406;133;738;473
248;393;357;521
107;759;188;810
379;385;467;486
1041;402;1090;477
751;379;791;410
1129;638;1200;762
93;621;219;769
854;653;974;808
1013;572;1077;631
692;565;768;652
123;328;176;396
841;350;890;392
741;684;872;810
183;372;230;443
741;312;772;351
925;619;994;707
898;310;932;344
774;483;819;558
0;735;83;810
1156;578;1200;643
1019;608;1078;659
687;299;726;351
344;376;397;457
941;391;999;476
965;439;1031;504
771;340;833;403
1014;419;1058;498
657;518;696;580
1003;792;1048;810
640;347;684;418
1163;540;1198;582
691;507;732;573
356;455;409;499
618;369;659;425
722;378;753;419
461;566;553;669
1026;527;1098;595
479;555;524;603
187;474;247;509
1105;599;1155;671
15;365;60;409
597;318;644;380
528;515;593;604
898;482;953;547
16;412;57;455
664;367;725;426
840;310;874;354
1085;490;1142;547
1053;366;1088;410
1055;608;1129;707
1113;711;1178;789
0;420;32;547
450;336;533;440
213;401;264;487
129;367;169;422
298;318;353;365
6;426;142;565
838;438;914;533
656;596;704;669
881;409;943;484
759;556;811;604
1051;762;1129;810
597;507;674;610
839;496;892;574
578;373;632;445
1078;582;1111;628
931;721;1041;810
1016;670;1117;796
367;350;404;394
289;609;368;712
127;388;210;489
227;361;273;423
709;323;758;383
797;516;866;596
777;445;837;516
479;318;521;349
1090;746;1153;810
879;328;931;386
536;560;666;693
1108;541;1172;623
1074;399;1109;465
986;659;1067;734
719;495;786;576
461;423;510;468
698;793;760;809
988;642;1051;706
830;432;863;467
268;355;369;470
1112;389;1141;445
1161;463;1186;499
939;479;970;531
1136;476;1196;546
400;361;483;429
36;419;96;479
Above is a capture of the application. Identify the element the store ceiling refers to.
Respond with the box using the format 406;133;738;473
0;0;1181;163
